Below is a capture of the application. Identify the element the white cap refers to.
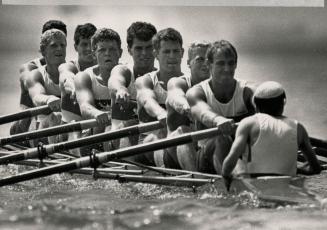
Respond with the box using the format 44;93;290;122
254;81;285;99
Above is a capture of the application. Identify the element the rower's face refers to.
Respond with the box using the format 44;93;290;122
155;40;184;73
188;47;210;84
94;40;122;70
44;36;66;65
128;38;155;69
75;38;95;63
209;49;237;82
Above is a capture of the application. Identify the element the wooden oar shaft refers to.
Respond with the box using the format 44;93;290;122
0;126;221;186
0;119;98;146
0;121;163;165
0;105;51;125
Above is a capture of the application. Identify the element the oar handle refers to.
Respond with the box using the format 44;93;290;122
0;105;51;125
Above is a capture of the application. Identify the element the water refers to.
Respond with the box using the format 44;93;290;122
1;4;327;229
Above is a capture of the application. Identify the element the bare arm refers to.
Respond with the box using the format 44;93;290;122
166;77;190;116
297;122;321;175
59;62;78;96
186;85;234;134
136;75;166;121
26;69;60;111
222;117;253;177
108;64;132;104
75;72;109;125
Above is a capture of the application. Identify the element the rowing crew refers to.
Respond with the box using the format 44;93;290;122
11;20;321;179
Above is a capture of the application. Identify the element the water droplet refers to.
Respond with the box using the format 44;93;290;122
28;205;33;210
144;218;151;225
153;209;161;216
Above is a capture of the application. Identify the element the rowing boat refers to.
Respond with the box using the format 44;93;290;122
0;109;326;206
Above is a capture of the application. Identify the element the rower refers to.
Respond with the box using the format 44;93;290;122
222;81;321;184
59;23;97;125
163;41;210;170
75;28;122;151
108;21;157;149
25;29;67;146
134;27;184;166
10;20;67;138
186;40;255;174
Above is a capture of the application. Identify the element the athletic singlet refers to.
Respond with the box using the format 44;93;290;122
20;57;46;108
39;65;61;97
241;113;298;176
84;66;112;113
198;78;248;146
61;60;83;123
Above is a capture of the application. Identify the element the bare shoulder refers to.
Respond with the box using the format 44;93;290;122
236;115;257;136
75;71;92;88
168;76;188;91
59;62;78;74
186;83;205;105
135;73;153;89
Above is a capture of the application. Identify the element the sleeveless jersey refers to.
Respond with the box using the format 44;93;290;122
39;65;61;97
198;78;248;146
84;66;112;113
61;60;83;123
241;113;298;176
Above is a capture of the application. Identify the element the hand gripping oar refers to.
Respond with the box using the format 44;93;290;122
0;105;51;125
0;119;99;146
0;126;223;186
0;120;163;165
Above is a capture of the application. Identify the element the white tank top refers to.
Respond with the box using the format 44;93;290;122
242;113;298;176
198;78;248;146
39;65;61;97
127;64;137;100
199;78;249;118
84;66;111;112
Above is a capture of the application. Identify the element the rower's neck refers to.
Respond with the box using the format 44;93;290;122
96;66;112;85
158;70;183;89
210;79;236;103
78;59;96;71
45;64;60;84
133;65;155;78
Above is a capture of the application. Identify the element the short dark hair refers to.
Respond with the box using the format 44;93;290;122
206;40;238;65
152;28;183;51
91;28;121;52
42;20;67;35
127;21;157;48
254;92;286;116
74;23;97;45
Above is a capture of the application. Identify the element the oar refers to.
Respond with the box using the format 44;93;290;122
0;105;51;125
0;119;99;146
0;120;163;165
0;126;224;186
310;137;327;149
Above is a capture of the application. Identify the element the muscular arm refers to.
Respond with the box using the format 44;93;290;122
75;71;106;122
297;122;321;175
243;85;256;116
108;64;132;103
186;85;233;128
59;62;78;95
166;77;190;116
135;75;166;120
26;69;60;109
222;117;253;177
